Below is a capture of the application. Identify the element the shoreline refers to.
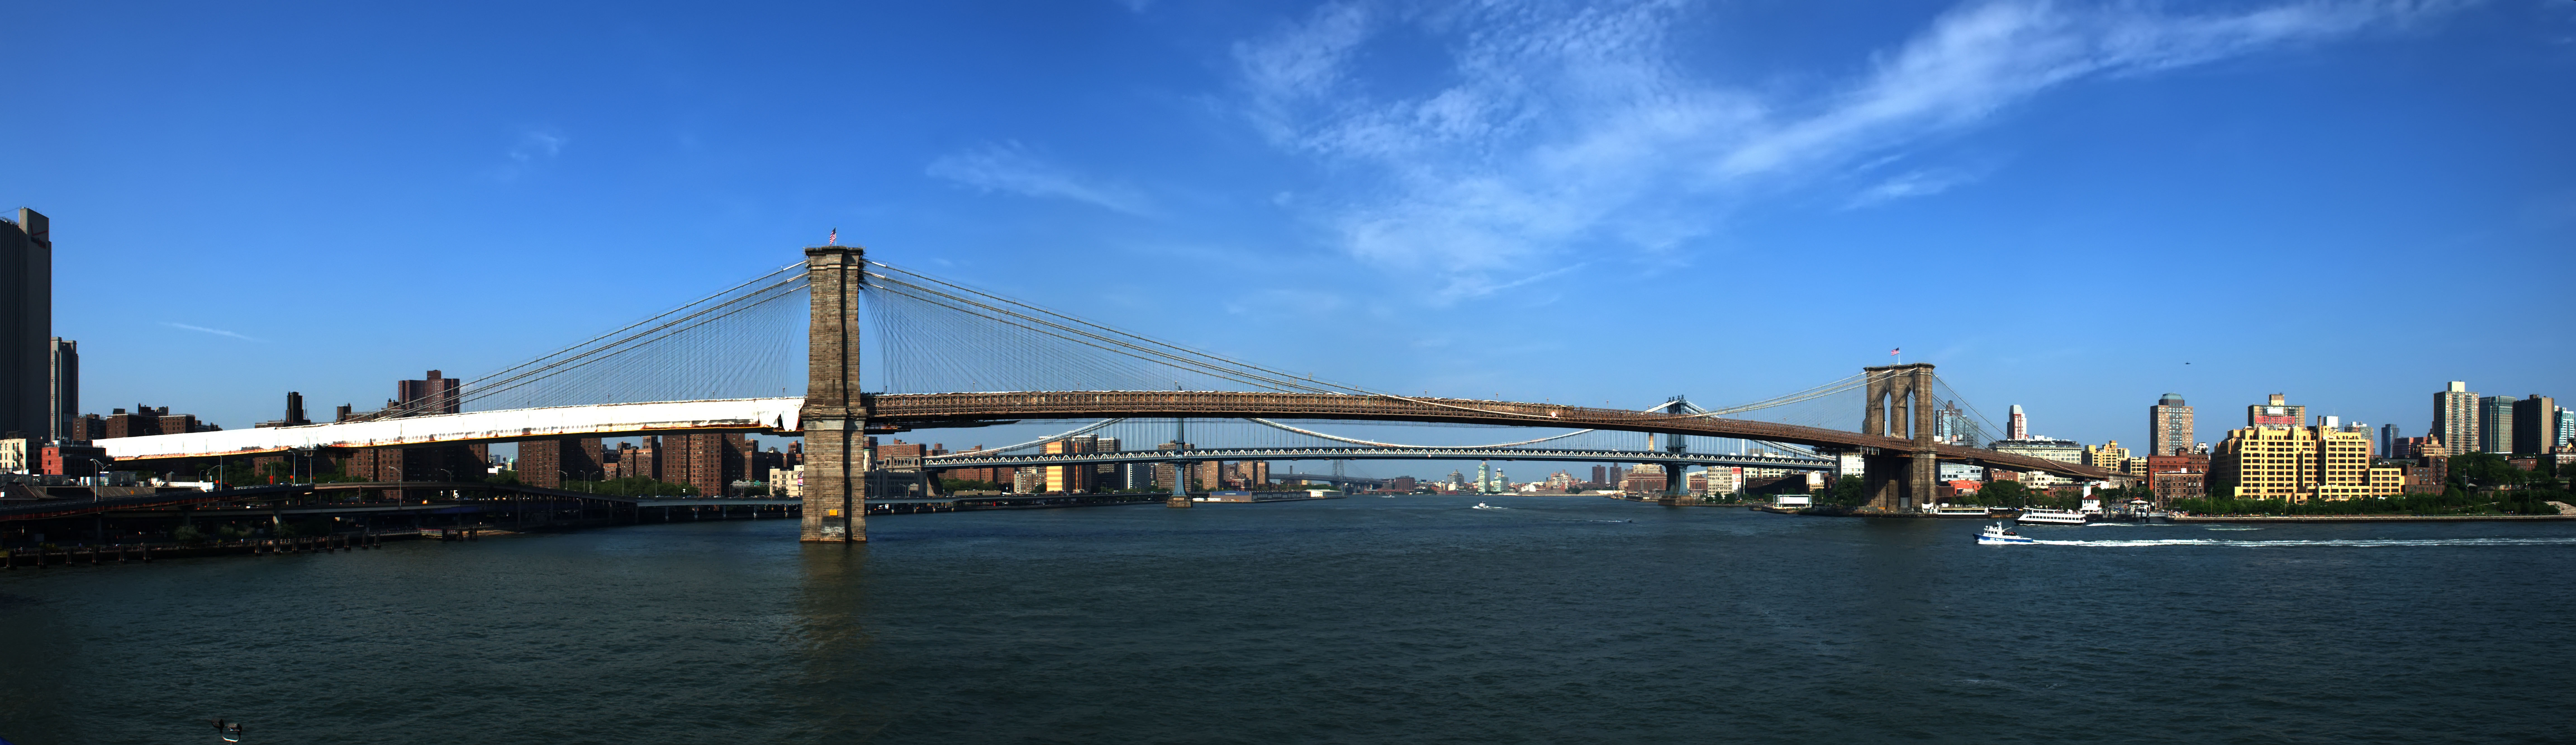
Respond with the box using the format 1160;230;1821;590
2172;514;2576;523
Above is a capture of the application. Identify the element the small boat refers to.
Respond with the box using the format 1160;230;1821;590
1977;522;2034;545
2015;508;2091;525
1472;503;1503;510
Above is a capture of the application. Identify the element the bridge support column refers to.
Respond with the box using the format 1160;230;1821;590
800;245;868;543
1860;362;1941;514
1167;460;1193;508
1657;463;1692;506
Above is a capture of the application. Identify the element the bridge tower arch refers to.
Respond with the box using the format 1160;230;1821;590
1860;363;1938;513
800;245;867;542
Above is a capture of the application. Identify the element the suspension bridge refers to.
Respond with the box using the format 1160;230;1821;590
93;245;2111;541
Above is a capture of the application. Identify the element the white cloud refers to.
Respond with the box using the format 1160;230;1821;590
494;129;566;181
927;141;1157;217
1234;0;2457;299
1845;169;1984;209
164;322;260;342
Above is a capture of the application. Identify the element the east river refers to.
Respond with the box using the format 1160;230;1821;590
3;496;2573;743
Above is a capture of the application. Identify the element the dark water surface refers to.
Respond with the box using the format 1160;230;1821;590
4;496;2573;744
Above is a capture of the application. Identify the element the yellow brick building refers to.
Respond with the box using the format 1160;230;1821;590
2085;441;2131;471
2210;425;2402;502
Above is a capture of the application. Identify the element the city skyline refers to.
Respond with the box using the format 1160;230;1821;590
3;2;2572;453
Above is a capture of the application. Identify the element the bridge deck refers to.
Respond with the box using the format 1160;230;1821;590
88;391;2106;480
874;391;2109;479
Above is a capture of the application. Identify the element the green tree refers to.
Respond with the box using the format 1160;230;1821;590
1827;475;1868;507
1975;480;2029;508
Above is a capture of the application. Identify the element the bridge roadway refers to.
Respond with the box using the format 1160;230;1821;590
874;391;2110;479
91;391;2109;480
914;446;1834;471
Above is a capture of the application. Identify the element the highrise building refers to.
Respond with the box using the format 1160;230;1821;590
2433;382;2478;456
1591;464;1606;485
398;370;463;415
1044;435;1095;493
2247;394;2304;429
46;338;75;442
2510;395;2556;455
1091;436;1122;486
518;437;606;488
2478;396;2515;454
1931;401;1979;446
2149;394;2193;456
2559;407;2576;453
2007;405;2027;440
0;209;50;440
2209;424;2401;502
2379;424;2400;458
661;432;748;495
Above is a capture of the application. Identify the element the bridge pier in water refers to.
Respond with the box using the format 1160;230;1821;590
800;245;867;543
1859;363;1940;513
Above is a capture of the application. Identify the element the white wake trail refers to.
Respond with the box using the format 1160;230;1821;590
2024;537;2576;548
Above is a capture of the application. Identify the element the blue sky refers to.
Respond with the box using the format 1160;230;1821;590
6;0;2574;455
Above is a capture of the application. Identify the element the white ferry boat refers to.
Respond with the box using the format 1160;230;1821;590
1976;522;2035;544
2015;509;2092;525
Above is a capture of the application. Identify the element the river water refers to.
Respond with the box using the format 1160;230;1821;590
3;496;2572;744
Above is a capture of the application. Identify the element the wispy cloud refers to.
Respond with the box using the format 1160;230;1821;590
493;129;566;181
164;322;260;342
1234;0;2457;298
1845;168;1985;210
927;141;1156;216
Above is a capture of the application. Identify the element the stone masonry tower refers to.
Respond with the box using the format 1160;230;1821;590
1860;363;1938;512
799;245;867;542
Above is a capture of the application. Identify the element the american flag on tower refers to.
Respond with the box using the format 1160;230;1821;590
1890;347;1900;356
827;228;837;245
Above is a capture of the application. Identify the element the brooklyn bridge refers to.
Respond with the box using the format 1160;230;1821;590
42;245;2110;541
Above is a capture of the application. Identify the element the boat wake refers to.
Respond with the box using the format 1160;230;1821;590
2023;537;2576;548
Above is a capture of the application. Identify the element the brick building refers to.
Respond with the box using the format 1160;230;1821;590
97;405;222;439
343;443;489;483
519;437;606;488
396;370;462;415
935;445;1015;487
658;432;749;496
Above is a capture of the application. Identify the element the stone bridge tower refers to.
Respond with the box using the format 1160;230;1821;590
1860;363;1938;513
799;246;867;542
